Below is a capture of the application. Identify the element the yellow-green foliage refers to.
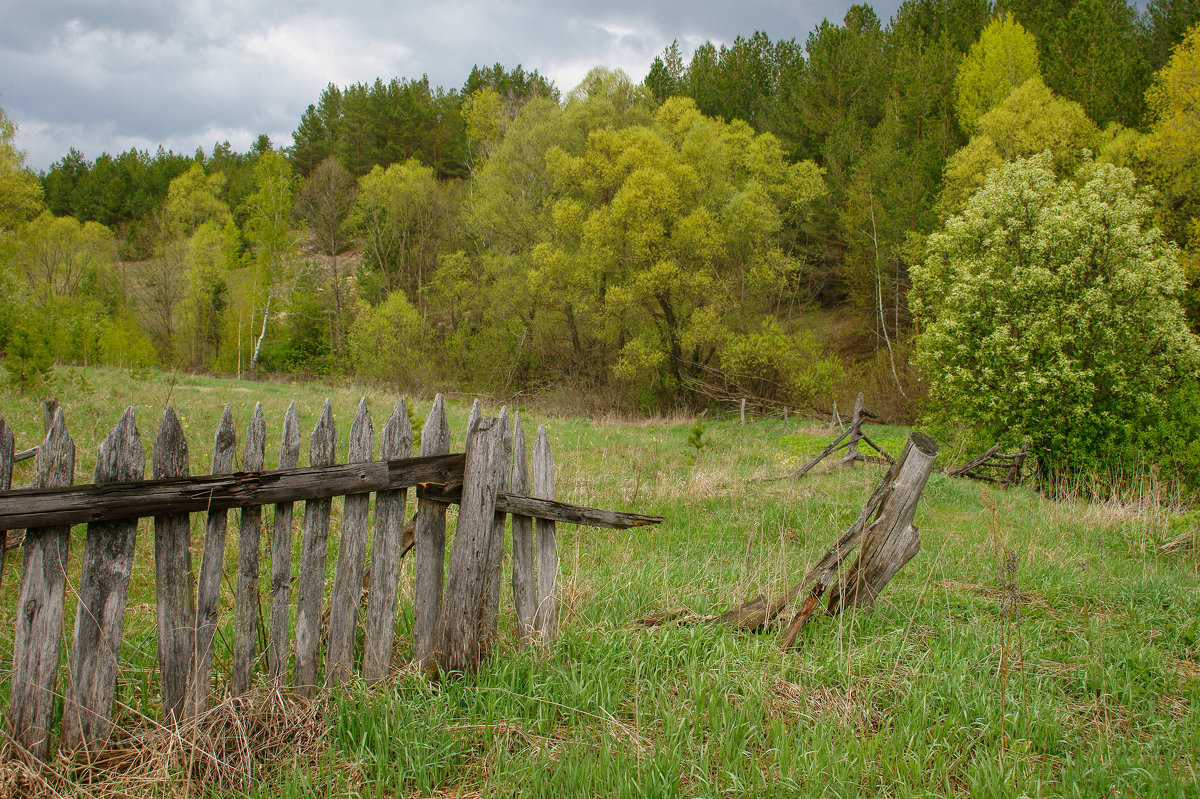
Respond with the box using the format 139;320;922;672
954;12;1041;133
914;152;1199;479
347;290;423;384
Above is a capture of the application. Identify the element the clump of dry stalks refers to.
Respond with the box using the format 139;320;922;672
0;689;327;798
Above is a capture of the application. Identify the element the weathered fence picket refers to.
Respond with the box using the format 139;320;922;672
189;405;236;718
8;410;75;758
294;400;336;696
0;394;663;761
268;402;301;686
326;400;373;689
0;416;12;585
63;409;143;751
413;395;451;669
363;399;412;683
232;403;266;695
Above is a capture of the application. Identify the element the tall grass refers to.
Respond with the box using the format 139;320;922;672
0;366;1197;797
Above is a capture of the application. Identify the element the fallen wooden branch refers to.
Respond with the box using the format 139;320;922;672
949;441;1029;488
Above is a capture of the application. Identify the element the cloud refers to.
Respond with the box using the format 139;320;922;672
1;0;894;171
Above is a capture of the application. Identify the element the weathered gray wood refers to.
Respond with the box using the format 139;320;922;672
187;405;236;717
740;398;746;425
0;416;13;585
232;404;266;695
363;399;412;683
840;392;867;464
438;415;507;673
417;484;665;530
828;432;939;612
790;426;853;479
413;395;451;669
948;444;1002;477
326;399;374;689
7;410;74;759
42;400;60;434
466;399;481;442
482;408;511;648
63;408;144;751
294;400;337;695
510;413;536;646
268;401;300;685
153;406;193;725
0;452;465;531
533;425;558;643
1005;442;1030;487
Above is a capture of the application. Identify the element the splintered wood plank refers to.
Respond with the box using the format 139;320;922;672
510;412;536;646
63;408;144;751
153;406;193;725
268;401;301;686
187;405;237;717
232;403;266;695
482;408;510;647
363;399;412;683
326;399;374;689
413;395;451;669
7;410;75;759
0;415;12;585
438;414;507;673
294;400;337;695
533;425;558;643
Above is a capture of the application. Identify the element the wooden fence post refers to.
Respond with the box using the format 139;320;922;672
0;415;12;586
363;399;413;683
188;405;236;717
533;425;558;643
827;432;939;612
510;412;536;646
413;395;451;669
740;398;746;426
63;408;143;751
7;409;74;758
482;408;511;648
268;402;301;686
842;393;866;464
438;412;507;673
232;403;266;695
295;400;337;695
152;406;193;725
326;399;374;689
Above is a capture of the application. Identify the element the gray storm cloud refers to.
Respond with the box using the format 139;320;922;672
1;0;897;170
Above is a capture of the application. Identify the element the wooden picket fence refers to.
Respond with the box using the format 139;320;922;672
0;395;661;760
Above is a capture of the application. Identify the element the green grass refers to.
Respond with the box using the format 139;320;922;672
2;365;1198;797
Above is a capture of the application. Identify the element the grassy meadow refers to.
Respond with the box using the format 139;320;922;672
0;366;1198;797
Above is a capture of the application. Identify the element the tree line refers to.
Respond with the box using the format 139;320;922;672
5;0;1200;486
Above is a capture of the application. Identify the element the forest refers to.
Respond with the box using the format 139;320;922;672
3;0;1200;488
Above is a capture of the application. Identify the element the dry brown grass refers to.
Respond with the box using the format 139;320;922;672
0;689;326;798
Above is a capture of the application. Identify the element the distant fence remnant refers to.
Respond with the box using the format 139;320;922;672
948;442;1030;488
0;394;664;760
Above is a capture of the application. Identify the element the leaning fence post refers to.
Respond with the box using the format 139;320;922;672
7;409;74;758
153;406;193;726
232;403;266;695
326;399;374;689
533;425;558;644
363;398;413;683
294;400;337;695
438;411;507;673
510;412;536;646
0;415;12;586
740;398;746;426
63;408;143;751
188;405;236;717
413;395;451;669
268;402;301;686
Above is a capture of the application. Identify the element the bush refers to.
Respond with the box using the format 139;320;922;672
912;153;1200;485
347;290;424;385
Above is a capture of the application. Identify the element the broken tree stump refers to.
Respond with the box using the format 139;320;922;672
781;431;939;648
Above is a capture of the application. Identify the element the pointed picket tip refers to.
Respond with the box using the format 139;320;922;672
465;399;482;445
511;412;529;493
279;401;301;469
244;402;267;472
381;398;413;459
348;397;374;463
422;394;451;456
33;407;76;489
211;404;237;475
533;424;554;498
96;407;144;484
310;398;337;467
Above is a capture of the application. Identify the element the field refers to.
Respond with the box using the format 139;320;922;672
1;366;1198;798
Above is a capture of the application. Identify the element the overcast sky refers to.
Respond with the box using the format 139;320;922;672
2;1;901;172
